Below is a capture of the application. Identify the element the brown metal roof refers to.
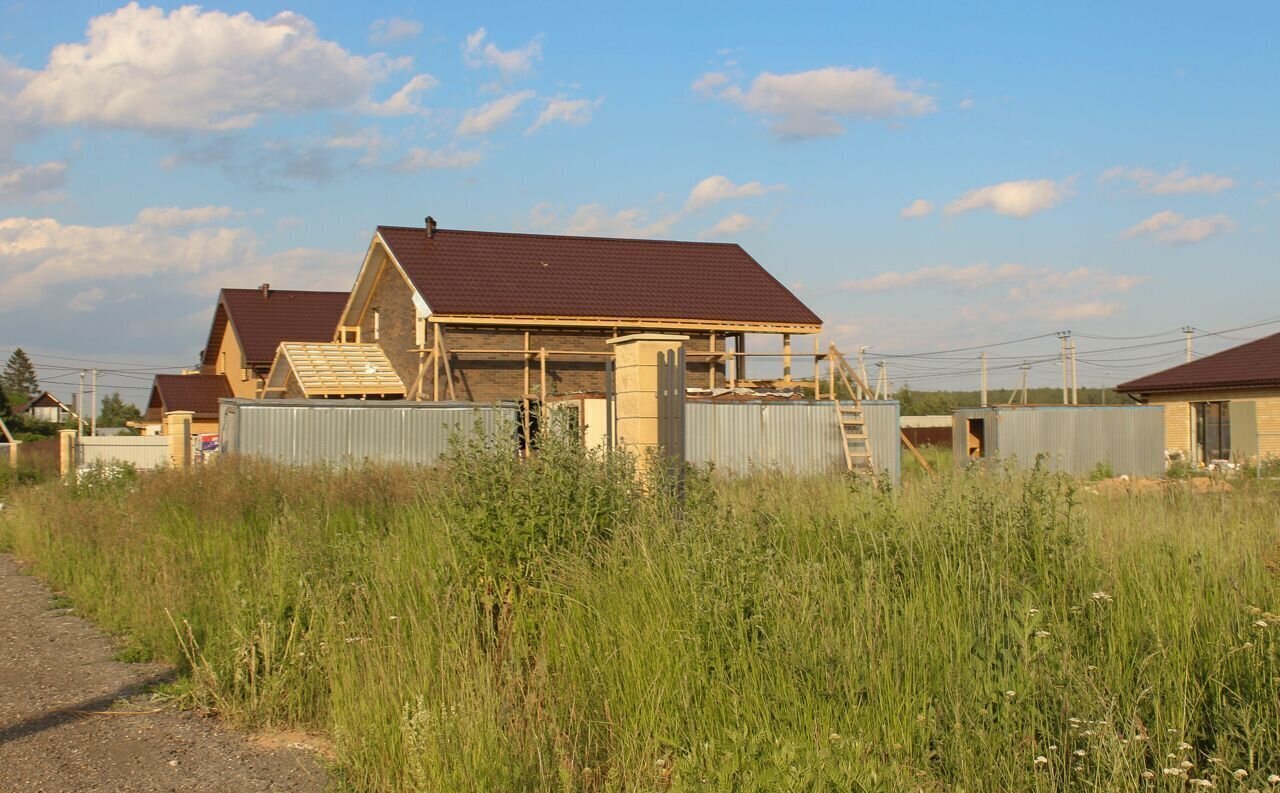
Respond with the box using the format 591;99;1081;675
376;225;822;327
146;374;233;419
1116;331;1280;394
202;288;350;368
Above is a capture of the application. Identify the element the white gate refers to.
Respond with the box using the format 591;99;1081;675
77;436;170;470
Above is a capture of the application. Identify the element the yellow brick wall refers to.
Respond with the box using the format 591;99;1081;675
1145;389;1280;459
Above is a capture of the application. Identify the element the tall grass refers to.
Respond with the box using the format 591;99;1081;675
2;434;1279;791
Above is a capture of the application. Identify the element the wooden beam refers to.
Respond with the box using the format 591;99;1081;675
523;331;530;397
813;336;821;399
432;324;441;401
437;325;457;401
782;334;792;385
428;313;822;335
709;331;717;389
539;348;547;403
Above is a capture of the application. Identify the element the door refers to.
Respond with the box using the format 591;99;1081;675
1195;401;1231;463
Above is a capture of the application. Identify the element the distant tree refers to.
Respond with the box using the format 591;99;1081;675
1;348;40;406
98;392;142;428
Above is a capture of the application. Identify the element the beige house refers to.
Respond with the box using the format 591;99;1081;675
1117;332;1280;464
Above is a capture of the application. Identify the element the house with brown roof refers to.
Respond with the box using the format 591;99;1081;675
1117;331;1280;464
201;285;350;398
134;374;233;435
11;391;77;424
281;217;822;403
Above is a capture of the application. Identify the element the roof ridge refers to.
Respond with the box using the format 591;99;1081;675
376;224;742;248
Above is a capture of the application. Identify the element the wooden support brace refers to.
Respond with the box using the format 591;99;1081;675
432;324;441;402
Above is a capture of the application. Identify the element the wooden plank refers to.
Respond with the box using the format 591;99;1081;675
438;325;458;401
429;313;822;335
432;324;441;402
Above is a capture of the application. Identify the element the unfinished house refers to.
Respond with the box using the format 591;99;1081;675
321;217;823;403
200;285;350;398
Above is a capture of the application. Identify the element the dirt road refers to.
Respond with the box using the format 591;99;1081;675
0;554;328;792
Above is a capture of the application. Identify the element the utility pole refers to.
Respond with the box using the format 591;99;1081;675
874;360;887;400
1070;339;1078;405
1020;362;1030;404
1182;326;1194;362
980;351;988;407
1057;332;1070;404
90;369;98;436
857;346;870;400
77;369;86;437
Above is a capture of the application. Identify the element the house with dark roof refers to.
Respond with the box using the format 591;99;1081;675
279;217;822;403
134;374;233;435
200;285;350;398
12;391;77;424
1117;331;1280;464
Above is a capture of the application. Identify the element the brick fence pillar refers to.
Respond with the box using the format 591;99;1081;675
605;334;687;476
58;429;76;478
164;410;194;470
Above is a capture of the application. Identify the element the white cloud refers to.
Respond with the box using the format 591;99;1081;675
1045;301;1123;321
698;66;936;140
368;17;422;44
0;214;354;310
1122;210;1236;245
391;147;483;172
134;205;240;228
367;73;438;116
16;4;407;132
899;198;933;219
699;212;756;239
67;287;105;312
1100;165;1235;195
462;27;542;78
526;97;601;133
685;175;785;212
843;262;1032;292
0;161;67;202
945;178;1072;218
958;98;975;110
842;263;1146;302
326;127;387;166
457;90;536;136
529;203;680;239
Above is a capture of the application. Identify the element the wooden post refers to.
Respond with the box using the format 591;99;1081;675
708;331;717;389
438;325;457;401
523;331;531;396
539;348;547;402
828;343;836;400
737;334;746;382
782;333;792;385
813;336;821;399
432;324;441;401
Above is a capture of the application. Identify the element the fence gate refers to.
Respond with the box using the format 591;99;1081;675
656;347;686;467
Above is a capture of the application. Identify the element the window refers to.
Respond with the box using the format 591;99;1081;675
1195;401;1231;463
372;309;380;342
217;350;226;375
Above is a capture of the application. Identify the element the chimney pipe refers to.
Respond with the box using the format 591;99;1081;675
259;283;270;298
425;216;437;238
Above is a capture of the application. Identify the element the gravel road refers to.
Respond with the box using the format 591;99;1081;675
0;553;329;792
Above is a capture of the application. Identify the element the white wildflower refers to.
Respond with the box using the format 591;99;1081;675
1035;630;1051;639
1005;690;1016;698
1164;767;1187;776
1255;620;1269;628
1035;756;1048;765
1141;770;1155;780
1091;591;1113;602
1235;769;1249;780
1075;749;1087;757
1181;760;1194;769
1189;780;1214;788
1178;742;1193;751
1269;773;1280;783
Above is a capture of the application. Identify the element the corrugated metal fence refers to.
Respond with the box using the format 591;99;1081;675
77;436;170;470
219;399;519;466
952;406;1164;477
686;400;900;484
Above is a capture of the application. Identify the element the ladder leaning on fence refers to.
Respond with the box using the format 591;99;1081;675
826;345;876;476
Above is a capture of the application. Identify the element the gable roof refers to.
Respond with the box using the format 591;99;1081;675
146;374;233;419
1116;331;1280;395
202;288;350;369
12;391;76;417
265;343;404;398
374;225;822;329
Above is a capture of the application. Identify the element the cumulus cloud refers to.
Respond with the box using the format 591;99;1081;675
1045;301;1123;321
899;198;933;219
843;262;1032;292
526;97;601;133
134;205;240;228
842;263;1146;301
15;4;407;132
685;175;785;212
528;202;680;239
945;178;1072;218
67;287;106;312
695;66;936;140
463;27;542;78
368;17;422;44
1122;210;1236;245
367;73;438;116
391;147;483;172
699;212;756;239
0;214;354;310
1100;165;1235;195
0;161;67;202
457;90;536;136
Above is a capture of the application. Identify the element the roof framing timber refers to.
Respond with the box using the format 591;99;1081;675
428;314;820;335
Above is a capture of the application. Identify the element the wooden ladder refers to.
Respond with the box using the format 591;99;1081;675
827;344;876;476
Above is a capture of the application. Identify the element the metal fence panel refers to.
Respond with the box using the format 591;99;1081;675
77;436;170;470
219;399;518;466
952;406;1164;477
685;400;900;484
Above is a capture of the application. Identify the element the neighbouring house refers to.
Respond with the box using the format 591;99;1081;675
263;342;404;399
133;374;232;435
277;217;822;403
200;285;350;398
11;391;77;424
1117;331;1280;464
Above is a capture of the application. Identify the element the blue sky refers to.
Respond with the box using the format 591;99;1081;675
1;1;1277;402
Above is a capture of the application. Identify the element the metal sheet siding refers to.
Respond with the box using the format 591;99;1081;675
685;400;900;484
951;406;1163;476
76;436;170;470
218;399;517;466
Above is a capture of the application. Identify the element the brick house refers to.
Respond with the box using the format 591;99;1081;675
135;374;232;435
292;217;822;403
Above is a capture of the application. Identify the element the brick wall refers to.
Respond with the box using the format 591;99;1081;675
360;265;423;392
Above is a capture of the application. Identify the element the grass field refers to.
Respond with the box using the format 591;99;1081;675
2;435;1279;791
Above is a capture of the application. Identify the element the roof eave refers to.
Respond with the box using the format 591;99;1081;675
428;313;822;335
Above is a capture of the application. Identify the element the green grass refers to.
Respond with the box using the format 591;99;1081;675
2;433;1279;792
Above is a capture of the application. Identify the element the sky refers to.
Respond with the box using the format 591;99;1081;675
1;1;1277;404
